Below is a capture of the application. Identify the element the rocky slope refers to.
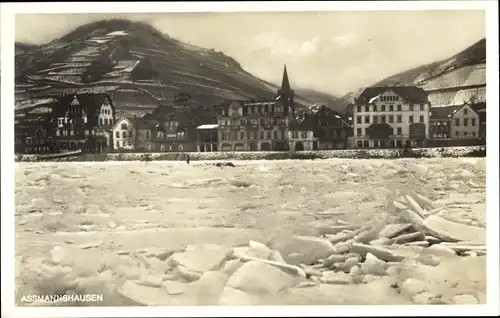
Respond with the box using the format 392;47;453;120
342;38;486;112
14;19;316;116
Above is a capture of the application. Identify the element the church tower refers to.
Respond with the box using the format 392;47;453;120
276;65;295;118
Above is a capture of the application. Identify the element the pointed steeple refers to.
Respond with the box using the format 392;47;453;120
281;64;291;90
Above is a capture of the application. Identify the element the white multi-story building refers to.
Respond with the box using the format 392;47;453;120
352;86;431;148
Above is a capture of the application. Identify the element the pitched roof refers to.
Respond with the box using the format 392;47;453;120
126;117;159;130
355;86;428;104
429;106;462;119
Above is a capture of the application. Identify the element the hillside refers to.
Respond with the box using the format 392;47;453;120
14;19;317;118
342;38;486;111
294;88;345;112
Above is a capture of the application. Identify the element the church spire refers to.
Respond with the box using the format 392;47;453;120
281;64;291;90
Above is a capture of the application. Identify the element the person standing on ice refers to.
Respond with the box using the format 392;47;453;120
186;154;190;165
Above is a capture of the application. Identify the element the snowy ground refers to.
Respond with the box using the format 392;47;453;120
14;158;486;306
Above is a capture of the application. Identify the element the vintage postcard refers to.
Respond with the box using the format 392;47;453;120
1;1;499;317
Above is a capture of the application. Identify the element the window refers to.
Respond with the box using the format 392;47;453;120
472;132;476;137
455;131;459;137
246;131;250;140
179;144;184;151
123;140;128;147
221;132;225;141
471;118;476;126
363;140;369;148
267;131;272;139
389;115;394;123
419;115;424;123
373;105;378;112
357;116;362;124
357;105;362;113
420;104;425;111
240;131;245;140
157;131;165;139
381;105;386;112
240;119;246;126
464;118;468;126
373;116;379;124
464;108;468;115
389;105;394;112
121;123;128;130
455;118;460;126
397;115;402;123
409;116;414;123
409;104;414;111
85;130;89;136
115;141;119;148
146;131;151;139
272;131;277;139
260;131;264;139
464;131;468;136
357;140;363;148
122;131;127;138
70;130;74;136
397;127;402;135
56;129;60;136
365;116;370;124
356;128;362;136
253;132;257;140
397;105;402;111
301;131;308;139
381;115;386;123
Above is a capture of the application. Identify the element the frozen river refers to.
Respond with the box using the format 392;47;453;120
14;158;486;306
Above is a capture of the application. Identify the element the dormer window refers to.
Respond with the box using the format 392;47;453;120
121;123;128;130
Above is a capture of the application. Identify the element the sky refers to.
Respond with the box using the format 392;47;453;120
14;11;485;96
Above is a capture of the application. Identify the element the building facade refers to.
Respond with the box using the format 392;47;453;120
352;86;431;148
449;103;480;140
196;124;219;152
288;124;315;151
295;105;353;150
15;92;116;154
470;102;486;140
217;65;295;152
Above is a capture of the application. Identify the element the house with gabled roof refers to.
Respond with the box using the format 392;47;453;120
352;86;431;149
429;103;481;141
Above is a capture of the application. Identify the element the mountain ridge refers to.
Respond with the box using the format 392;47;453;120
14;19;335;117
340;38;486;113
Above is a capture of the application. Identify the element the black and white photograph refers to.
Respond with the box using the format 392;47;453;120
1;1;499;317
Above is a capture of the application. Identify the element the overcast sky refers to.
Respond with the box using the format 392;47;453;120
15;11;485;96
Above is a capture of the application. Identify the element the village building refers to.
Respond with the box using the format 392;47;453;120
196;124;219;152
470;102;486;141
295;105;353;150
216;65;295;152
352;86;431;148
113;93;214;152
428;103;482;146
429;106;455;140
15;92;116;154
288;123;315;151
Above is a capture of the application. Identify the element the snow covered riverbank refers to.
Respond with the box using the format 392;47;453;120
15;146;486;162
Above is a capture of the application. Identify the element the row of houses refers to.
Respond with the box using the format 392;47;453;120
14;66;487;155
350;86;486;148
